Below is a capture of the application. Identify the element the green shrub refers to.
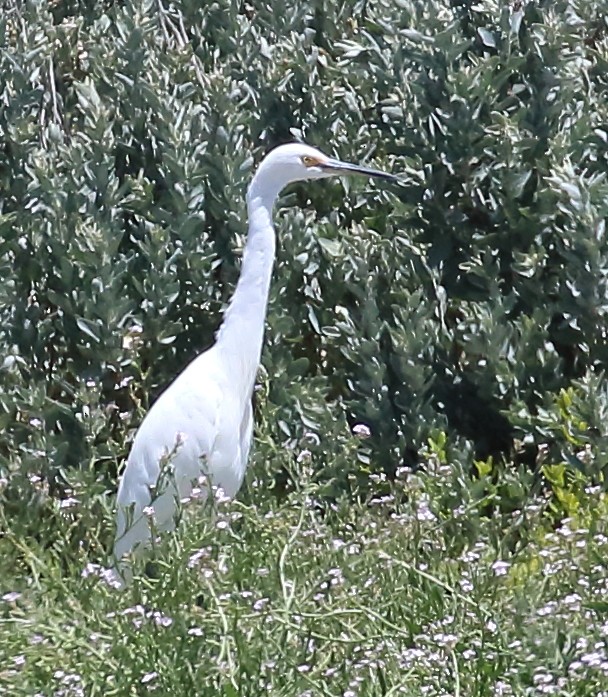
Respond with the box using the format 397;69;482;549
1;0;607;526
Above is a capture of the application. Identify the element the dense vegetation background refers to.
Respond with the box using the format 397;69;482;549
1;0;607;694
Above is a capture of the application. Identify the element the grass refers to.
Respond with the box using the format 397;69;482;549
1;448;608;696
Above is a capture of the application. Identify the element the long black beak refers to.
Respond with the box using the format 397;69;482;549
321;158;399;181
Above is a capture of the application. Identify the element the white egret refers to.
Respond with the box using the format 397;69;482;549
113;142;396;571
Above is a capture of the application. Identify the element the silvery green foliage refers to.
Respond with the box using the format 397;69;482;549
1;0;607;515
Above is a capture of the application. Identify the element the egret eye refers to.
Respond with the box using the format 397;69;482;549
302;155;319;167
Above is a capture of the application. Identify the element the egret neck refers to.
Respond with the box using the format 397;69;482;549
215;175;282;395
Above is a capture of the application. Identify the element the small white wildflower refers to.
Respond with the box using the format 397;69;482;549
297;449;312;463
533;672;554;685
461;550;480;563
122;324;143;350
537;602;557;617
143;506;154;517
188;547;211;568
414;494;436;522
81;563;99;578
433;633;458;649
59;497;79;509
491;560;510;577
101;567;124;590
151;611;173;628
581;651;604;667
563;593;581;608
460;578;474;593
352;423;371;438
187;627;204;637
121;604;146;617
213;486;230;504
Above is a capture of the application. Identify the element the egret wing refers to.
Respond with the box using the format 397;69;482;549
114;352;224;558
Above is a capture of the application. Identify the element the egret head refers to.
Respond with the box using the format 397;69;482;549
248;143;397;204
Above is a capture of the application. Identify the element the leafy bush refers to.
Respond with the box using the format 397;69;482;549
2;0;607;515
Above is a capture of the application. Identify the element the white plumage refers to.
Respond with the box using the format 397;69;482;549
113;143;396;576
